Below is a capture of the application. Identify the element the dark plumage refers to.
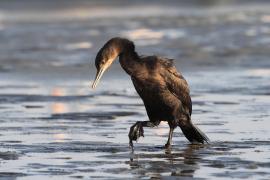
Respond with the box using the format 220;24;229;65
92;37;209;148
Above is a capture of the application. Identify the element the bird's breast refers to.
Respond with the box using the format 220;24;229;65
132;76;180;116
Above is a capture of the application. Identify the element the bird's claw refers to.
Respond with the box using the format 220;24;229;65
128;122;144;148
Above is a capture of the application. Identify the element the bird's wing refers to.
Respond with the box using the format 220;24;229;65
160;59;192;116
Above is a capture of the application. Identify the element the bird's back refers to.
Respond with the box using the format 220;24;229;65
158;57;192;116
131;56;192;122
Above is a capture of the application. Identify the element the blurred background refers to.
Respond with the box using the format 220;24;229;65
1;0;270;73
0;0;270;179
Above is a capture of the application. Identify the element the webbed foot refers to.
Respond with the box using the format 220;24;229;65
129;122;144;148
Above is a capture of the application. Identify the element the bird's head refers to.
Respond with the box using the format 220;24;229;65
91;37;134;89
91;38;121;89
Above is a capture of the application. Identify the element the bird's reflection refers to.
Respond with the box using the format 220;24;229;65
129;144;205;178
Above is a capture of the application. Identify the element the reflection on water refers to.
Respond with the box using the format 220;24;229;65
51;87;66;97
51;102;68;114
153;121;168;136
53;133;69;143
51;87;68;114
129;144;201;178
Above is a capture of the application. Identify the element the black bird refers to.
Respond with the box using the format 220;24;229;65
92;37;209;148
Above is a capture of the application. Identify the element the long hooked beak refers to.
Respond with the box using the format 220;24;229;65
92;67;106;89
91;57;115;89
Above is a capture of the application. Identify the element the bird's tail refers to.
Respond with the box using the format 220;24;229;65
179;122;209;144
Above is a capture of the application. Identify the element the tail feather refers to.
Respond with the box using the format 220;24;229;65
180;122;209;144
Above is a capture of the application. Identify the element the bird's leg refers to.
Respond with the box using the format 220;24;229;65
165;127;175;148
129;121;157;148
129;121;144;148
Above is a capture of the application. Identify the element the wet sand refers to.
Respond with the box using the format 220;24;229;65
0;0;270;179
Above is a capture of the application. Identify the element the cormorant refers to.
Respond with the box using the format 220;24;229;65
92;37;209;148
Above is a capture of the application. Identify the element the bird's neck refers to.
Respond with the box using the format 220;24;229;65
119;49;140;76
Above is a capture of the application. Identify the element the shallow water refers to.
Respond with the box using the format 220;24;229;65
0;0;270;179
1;68;269;179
